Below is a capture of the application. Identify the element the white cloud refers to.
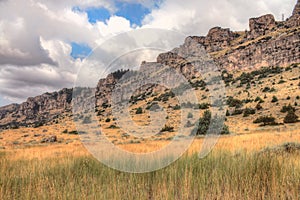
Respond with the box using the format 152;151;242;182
142;0;296;36
0;0;135;105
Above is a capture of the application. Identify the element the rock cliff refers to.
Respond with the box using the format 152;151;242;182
0;1;299;128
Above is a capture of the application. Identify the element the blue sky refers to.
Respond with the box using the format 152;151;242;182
71;1;153;59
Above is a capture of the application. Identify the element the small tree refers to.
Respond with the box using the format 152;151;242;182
271;96;278;103
187;113;193;119
243;107;256;117
136;107;143;114
256;103;263;110
284;110;299;123
280;104;295;113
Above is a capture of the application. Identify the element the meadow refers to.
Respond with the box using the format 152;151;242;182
0;143;299;200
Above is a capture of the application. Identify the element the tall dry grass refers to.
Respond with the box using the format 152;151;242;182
0;149;299;200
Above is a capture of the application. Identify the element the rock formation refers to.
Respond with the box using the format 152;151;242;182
248;14;276;39
286;0;300;27
0;1;299;128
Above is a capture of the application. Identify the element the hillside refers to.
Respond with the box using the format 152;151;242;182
0;0;299;135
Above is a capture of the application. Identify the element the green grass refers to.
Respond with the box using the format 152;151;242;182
0;150;299;199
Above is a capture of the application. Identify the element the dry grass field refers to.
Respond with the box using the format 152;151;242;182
0;64;299;199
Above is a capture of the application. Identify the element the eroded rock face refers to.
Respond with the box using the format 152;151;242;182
0;88;73;128
248;14;276;39
205;27;236;52
0;2;299;128
216;32;300;70
286;0;300;27
293;0;300;16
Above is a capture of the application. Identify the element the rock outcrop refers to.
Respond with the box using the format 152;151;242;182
0;88;73;128
0;1;299;128
286;0;300;27
248;14;276;39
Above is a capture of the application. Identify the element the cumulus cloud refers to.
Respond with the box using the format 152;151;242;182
0;0;134;104
142;0;296;36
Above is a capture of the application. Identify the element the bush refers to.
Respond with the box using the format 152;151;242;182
256;103;263;110
255;97;264;103
280;104;296;113
173;105;181;110
105;118;111;123
198;103;210;110
192;110;211;135
262;87;271;92
227;96;243;108
136;107;143;114
231;109;244;116
221;125;230;135
108;125;119;129
253;116;277;126
68;130;79;135
271;96;278;103
283;111;299;123
243;108;256;117
187;113;193;119
161;125;174;132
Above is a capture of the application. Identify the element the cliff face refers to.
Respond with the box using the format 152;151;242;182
157;1;300;71
0;88;73;128
0;1;299;128
288;0;300;27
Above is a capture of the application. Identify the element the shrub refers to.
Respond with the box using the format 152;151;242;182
68;130;79;135
231;109;244;116
278;80;286;84
283;111;299;123
280;104;296;113
187;113;193;119
256;103;263;110
161;125;174;132
192;110;211;135
221;125;230;135
255;97;264;103
198;103;210;110
227;96;243;108
108;125;119;129
136;107;143;114
173;105;181;110
243;108;256;117
253;116;277;126
271;96;278;103
226;110;230;116
262;87;271;92
105;118;111;123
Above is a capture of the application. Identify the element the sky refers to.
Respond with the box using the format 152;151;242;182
0;0;297;106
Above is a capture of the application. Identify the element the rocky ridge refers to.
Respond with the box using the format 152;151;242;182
0;1;299;129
